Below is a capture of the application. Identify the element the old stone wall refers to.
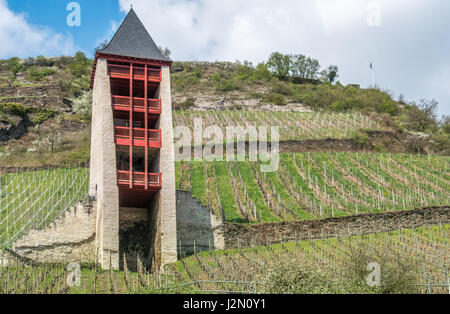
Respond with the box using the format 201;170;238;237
0;201;97;266
224;206;450;248
0;96;70;111
1;197;446;268
176;190;224;256
0;85;63;98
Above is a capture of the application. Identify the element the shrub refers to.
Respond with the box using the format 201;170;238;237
216;78;239;92
175;97;196;110
7;57;24;79
252;63;272;82
69;51;91;78
341;240;420;294
0;103;29;117
259;241;420;294
272;82;293;96
192;67;202;79
32;110;55;125
263;93;287;106
351;130;369;148
402;99;438;132
35;55;55;67
259;259;336;294
27;67;56;82
72;90;92;120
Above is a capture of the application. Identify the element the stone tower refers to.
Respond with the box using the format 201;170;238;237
89;8;177;270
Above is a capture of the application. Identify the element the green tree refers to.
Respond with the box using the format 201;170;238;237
304;57;321;79
159;46;172;58
69;51;90;78
405;99;438;132
253;63;272;81
321;65;339;84
291;54;321;79
7;57;25;79
441;115;450;134
266;52;292;80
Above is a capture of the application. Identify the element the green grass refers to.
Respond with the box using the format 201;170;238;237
176;152;449;223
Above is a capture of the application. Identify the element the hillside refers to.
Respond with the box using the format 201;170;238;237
0;54;448;228
0;55;449;295
0;55;449;168
1;224;448;294
176;153;449;224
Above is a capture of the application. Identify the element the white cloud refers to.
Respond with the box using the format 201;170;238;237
95;20;119;51
118;0;448;115
0;0;76;59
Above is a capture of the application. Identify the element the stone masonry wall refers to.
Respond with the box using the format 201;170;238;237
0;201;97;266
176;191;224;256
224;206;450;248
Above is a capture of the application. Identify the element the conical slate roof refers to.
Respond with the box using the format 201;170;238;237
98;8;171;62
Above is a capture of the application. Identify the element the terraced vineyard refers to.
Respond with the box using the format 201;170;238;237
176;152;450;223
1;224;448;294
173;224;449;294
0;167;89;248
173;110;384;142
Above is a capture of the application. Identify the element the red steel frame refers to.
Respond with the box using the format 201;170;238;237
129;63;133;188
111;96;161;115
90;52;172;89
114;127;161;148
90;53;171;206
106;59;164;191
117;171;161;187
109;64;161;82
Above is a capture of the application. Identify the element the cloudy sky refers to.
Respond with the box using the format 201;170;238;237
1;0;448;116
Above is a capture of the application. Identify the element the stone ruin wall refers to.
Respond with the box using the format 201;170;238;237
1;197;447;269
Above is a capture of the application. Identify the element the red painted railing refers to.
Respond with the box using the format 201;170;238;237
109;64;161;81
115;127;161;148
112;95;161;114
115;127;161;141
117;171;162;187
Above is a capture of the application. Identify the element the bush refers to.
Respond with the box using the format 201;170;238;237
72;90;92;119
401;99;438;132
0;103;29;117
272;82;293;96
351;130;369;148
32;110;55;125
252;63;272;82
263;93;287;106
341;240;420;294
174;97;196;110
259;240;420;294
69;52;91;78
216;78;239;92
35;55;55;67
27;67;56;82
7;57;25;79
259;259;336;294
